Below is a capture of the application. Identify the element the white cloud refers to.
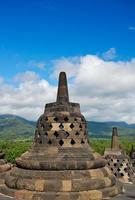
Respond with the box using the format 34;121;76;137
0;71;56;120
14;71;40;83
0;77;4;84
1;55;135;123
51;57;79;78
102;48;117;60
129;26;135;31
28;60;46;70
53;55;135;123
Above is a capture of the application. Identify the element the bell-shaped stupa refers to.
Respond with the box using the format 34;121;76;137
130;145;135;169
104;127;135;183
0;72;122;199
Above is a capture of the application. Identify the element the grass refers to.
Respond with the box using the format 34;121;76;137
0;140;32;163
90;138;135;155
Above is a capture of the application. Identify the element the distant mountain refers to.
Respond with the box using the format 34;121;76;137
0;114;35;139
0;114;135;139
88;121;135;138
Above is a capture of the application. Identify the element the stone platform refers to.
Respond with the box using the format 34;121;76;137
0;184;134;200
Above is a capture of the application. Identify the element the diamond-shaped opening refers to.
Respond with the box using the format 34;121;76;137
70;123;74;129
45;117;48;121
121;173;124;177
117;168;120;171
59;140;64;146
117;159;120;162
44;132;48;136
124;168;127;172
114;163;117;167
49;124;52;128
114;173;117;177
65;132;70;137
75;132;80;136
81;118;84;122
79;124;82;129
59;123;64;129
74;118;77;121
54;131;59;138
54;117;58;122
71;139;75;145
120;163;123;167
81;139;85;144
111;168;113;171
48;140;52;145
64;117;69;122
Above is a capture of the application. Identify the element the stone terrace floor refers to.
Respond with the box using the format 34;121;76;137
0;184;134;200
112;184;135;200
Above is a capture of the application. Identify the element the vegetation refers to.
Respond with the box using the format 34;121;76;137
0;140;32;163
90;138;135;156
0;138;134;163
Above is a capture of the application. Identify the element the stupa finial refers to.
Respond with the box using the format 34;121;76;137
111;127;120;150
56;72;69;103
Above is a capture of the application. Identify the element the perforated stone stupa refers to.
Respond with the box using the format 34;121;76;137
130;145;135;169
0;72;122;200
104;127;135;183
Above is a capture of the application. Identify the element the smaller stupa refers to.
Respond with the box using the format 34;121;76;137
0;150;11;184
130;145;135;169
104;127;135;183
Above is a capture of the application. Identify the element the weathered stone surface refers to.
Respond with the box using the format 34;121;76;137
0;150;12;185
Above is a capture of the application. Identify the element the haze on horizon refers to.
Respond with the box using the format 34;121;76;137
0;0;135;123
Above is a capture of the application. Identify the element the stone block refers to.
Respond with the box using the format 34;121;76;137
62;180;72;192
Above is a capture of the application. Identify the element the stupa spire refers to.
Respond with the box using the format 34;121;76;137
111;127;120;150
56;72;69;103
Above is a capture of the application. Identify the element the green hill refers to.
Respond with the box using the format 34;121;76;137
0;114;35;139
0;114;135;139
88;121;135;139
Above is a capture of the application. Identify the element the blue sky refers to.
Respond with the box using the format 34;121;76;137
0;0;135;122
0;0;135;79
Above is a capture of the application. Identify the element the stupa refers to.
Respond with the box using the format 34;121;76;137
130;145;135;169
104;127;135;183
0;150;11;184
0;72;122;200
